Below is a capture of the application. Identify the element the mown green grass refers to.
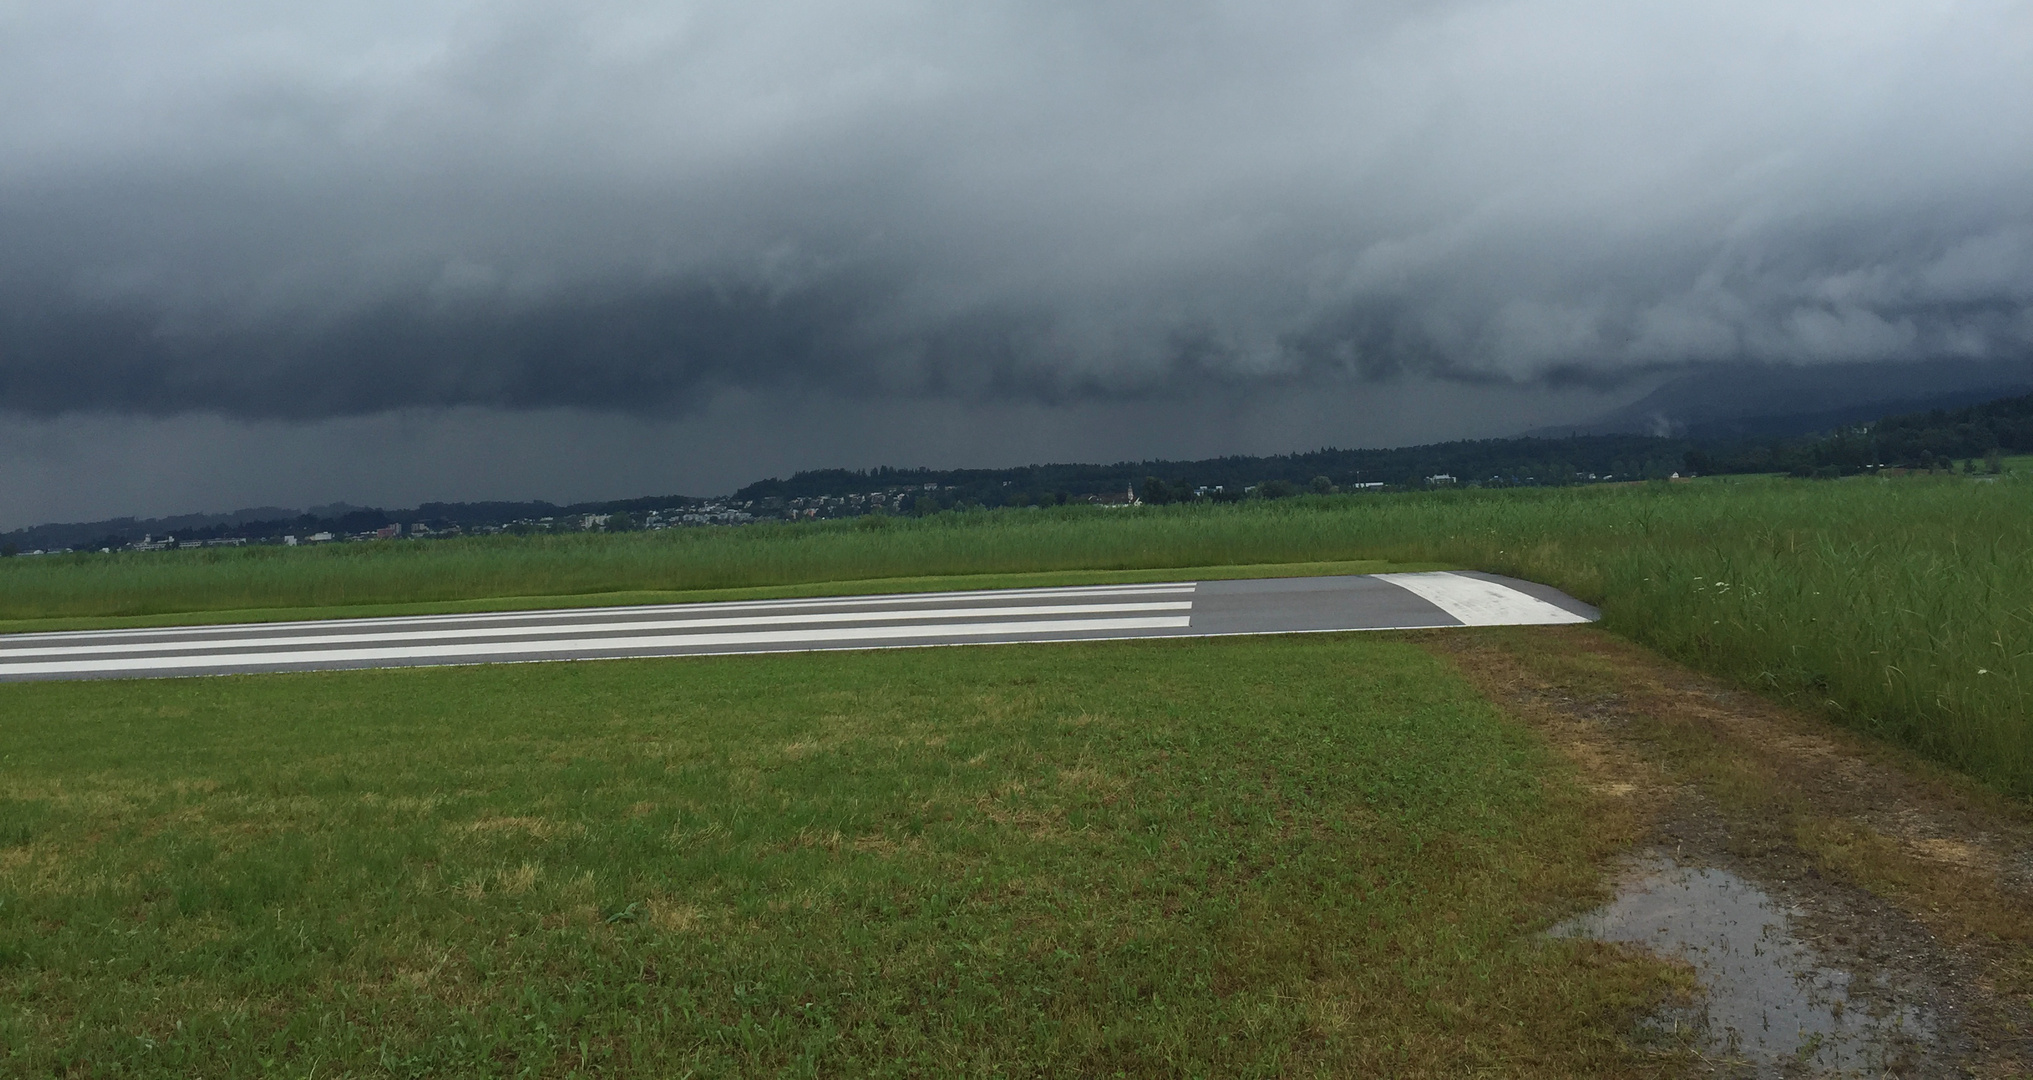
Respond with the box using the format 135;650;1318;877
0;513;1453;624
0;636;1670;1077
0;560;1440;636
7;471;2032;794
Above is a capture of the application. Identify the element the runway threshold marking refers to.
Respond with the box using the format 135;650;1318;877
1375;572;1592;626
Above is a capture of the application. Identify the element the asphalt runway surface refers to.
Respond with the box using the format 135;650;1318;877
0;571;1598;683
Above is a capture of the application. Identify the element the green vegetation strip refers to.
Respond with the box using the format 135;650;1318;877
7;471;2033;794
0;636;1668;1077
0;560;1439;635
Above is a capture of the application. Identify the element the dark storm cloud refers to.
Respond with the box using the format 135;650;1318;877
0;272;888;416
1;1;2031;420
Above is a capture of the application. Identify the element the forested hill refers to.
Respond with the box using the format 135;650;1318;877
18;387;2030;553
732;434;1692;504
739;383;2033;504
1854;390;2033;461
1690;389;2033;477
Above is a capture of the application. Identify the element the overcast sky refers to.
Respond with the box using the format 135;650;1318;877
2;0;2030;525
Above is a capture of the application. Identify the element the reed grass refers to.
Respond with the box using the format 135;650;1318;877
5;473;2029;794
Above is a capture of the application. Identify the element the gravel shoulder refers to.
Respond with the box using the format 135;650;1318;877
1423;625;2033;1078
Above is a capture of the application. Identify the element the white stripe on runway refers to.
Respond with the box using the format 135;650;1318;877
1373;572;1590;626
0;573;1603;683
0;615;1194;677
0;583;1198;643
0;601;1193;659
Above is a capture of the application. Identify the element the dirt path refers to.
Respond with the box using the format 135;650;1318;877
1421;626;2033;1078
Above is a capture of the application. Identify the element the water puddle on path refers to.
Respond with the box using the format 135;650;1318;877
1555;856;1932;1075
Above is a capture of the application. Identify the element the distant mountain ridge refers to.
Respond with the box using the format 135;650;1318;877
1530;357;2033;440
2;433;1695;552
12;361;2033;553
729;434;1688;506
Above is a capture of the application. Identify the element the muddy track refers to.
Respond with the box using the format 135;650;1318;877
1420;626;2033;1078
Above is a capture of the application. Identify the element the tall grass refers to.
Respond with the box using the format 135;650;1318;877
1377;477;2033;798
5;474;2030;794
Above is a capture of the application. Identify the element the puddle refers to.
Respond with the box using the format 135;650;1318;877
1555;856;1932;1075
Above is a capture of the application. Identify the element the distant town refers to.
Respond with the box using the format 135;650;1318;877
0;427;1690;558
7;387;2029;558
16;480;1153;557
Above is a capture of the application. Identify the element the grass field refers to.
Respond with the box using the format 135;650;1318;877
0;635;1673;1077
0;560;1443;636
6;471;2032;795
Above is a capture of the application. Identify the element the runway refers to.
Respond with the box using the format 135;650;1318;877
0;571;1598;682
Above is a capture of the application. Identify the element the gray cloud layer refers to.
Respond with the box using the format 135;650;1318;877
3;0;2030;422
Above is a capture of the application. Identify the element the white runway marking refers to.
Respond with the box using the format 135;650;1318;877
1373;572;1592;626
0;601;1193;659
0;616;1195;677
0;582;1197;643
0;572;1598;682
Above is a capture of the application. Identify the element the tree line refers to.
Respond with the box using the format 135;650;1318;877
1689;390;2033;478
